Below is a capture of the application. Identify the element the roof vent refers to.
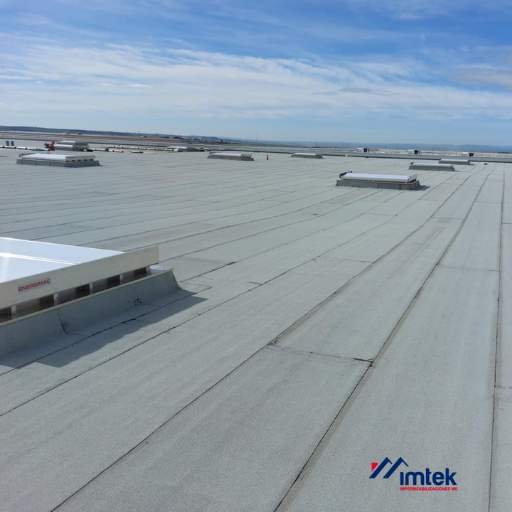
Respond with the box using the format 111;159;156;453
208;152;254;161
17;152;100;167
0;238;179;356
0;238;162;322
167;145;200;152
438;158;472;165
336;172;420;190
291;152;323;159
55;140;90;151
409;162;455;171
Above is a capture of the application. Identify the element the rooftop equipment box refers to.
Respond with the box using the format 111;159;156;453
17;152;100;167
336;172;420;190
438;158;472;165
208;152;254;161
291;152;323;159
409;162;455;171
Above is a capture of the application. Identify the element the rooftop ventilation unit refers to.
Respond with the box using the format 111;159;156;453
54;140;90;151
438;158;472;165
208;152;254;161
167;145;199;152
291;152;323;159
409;162;455;171
17;152;100;167
336;172;420;190
0;238;178;355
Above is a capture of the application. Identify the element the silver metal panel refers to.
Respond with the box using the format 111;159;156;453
0;268;177;358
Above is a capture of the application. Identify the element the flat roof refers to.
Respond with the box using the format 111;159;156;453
0;147;509;511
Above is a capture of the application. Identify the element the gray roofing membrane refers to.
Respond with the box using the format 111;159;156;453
0;147;509;511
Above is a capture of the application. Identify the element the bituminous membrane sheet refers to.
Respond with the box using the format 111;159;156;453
0;150;506;512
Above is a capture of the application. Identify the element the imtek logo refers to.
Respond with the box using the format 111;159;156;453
370;457;458;492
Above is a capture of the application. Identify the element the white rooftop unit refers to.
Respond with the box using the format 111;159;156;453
55;140;90;151
53;144;76;151
167;145;199;152
291;152;323;159
0;238;179;355
439;158;472;165
0;237;179;322
409;162;455;171
17;152;100;167
336;172;420;190
208;151;254;161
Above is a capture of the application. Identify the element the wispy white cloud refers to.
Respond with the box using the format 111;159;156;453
457;65;512;89
3;38;512;128
0;25;510;148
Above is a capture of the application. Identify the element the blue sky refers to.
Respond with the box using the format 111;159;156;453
2;0;512;144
